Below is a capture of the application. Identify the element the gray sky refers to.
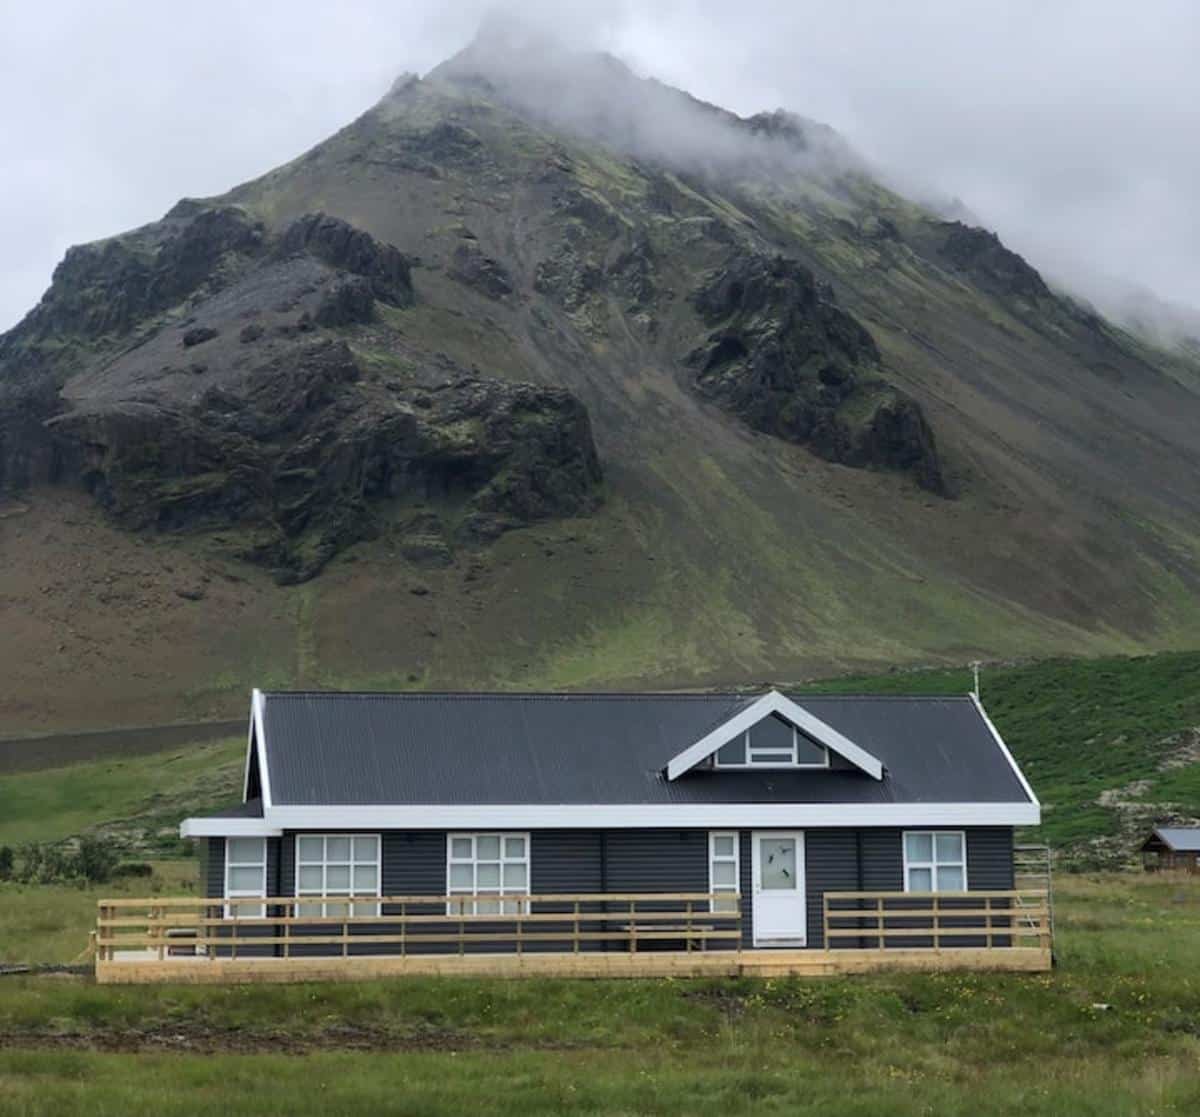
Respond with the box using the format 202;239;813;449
3;0;1199;332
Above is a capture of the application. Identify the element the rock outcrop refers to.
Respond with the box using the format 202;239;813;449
0;203;603;581
688;255;947;494
937;221;1051;302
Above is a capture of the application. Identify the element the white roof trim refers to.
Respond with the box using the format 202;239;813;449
665;690;884;781
969;693;1040;808
180;817;282;838
263;801;1039;829
253;688;274;810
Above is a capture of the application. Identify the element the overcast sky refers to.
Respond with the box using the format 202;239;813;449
3;0;1199;332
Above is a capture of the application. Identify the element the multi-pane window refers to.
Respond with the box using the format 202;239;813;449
708;831;740;913
715;715;828;769
296;834;381;917
224;837;266;919
904;831;967;892
447;833;530;915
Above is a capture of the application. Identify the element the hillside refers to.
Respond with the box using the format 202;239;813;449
4;27;1200;733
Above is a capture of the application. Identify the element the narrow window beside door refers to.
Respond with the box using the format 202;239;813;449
224;837;266;919
903;831;967;892
708;831;740;913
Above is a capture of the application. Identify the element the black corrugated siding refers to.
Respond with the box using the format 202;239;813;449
200;827;1014;956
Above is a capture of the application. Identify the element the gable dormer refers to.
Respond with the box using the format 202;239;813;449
711;712;831;770
665;690;884;781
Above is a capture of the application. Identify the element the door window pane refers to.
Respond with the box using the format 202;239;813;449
713;861;736;887
760;839;797;890
908;867;933;891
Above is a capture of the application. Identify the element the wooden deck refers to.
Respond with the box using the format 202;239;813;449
96;945;1051;984
93;888;1052;984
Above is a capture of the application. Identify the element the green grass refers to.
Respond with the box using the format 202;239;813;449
3;874;1200;1115
803;651;1200;854
0;737;244;849
0;862;197;965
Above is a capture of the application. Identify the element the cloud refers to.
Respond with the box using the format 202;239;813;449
3;0;1199;333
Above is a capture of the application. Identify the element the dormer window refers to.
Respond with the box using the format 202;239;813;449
714;713;829;769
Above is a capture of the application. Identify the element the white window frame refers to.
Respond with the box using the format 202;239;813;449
902;830;968;893
714;723;831;770
224;837;267;919
708;831;740;914
446;832;531;915
295;833;381;918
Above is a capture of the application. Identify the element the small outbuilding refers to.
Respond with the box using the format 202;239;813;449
1140;827;1200;871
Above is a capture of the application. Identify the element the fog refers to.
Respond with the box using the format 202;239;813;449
3;1;1199;337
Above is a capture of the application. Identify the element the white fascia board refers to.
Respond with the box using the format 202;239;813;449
253;688;274;809
240;696;257;803
265;801;1039;830
180;817;282;838
970;693;1040;810
665;690;884;781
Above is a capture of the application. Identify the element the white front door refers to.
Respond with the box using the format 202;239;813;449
752;831;807;946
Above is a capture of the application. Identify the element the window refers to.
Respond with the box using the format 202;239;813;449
714;715;829;769
224;837;266;919
296;834;381;917
447;833;530;915
709;831;740;913
904;831;967;892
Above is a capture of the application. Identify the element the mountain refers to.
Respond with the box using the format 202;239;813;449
4;27;1200;733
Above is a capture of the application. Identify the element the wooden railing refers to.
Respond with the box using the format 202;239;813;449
823;889;1052;951
95;893;743;961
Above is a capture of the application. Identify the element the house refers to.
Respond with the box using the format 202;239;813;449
92;688;1051;981
1140;827;1200;871
113;686;1048;982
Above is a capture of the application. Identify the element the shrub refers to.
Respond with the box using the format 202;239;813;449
0;846;13;880
13;839;119;885
111;862;154;880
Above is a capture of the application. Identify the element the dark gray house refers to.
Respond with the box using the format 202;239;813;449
180;688;1040;952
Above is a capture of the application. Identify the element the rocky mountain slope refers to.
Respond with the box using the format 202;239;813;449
4;29;1200;732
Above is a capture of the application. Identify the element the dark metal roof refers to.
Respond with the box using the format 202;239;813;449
255;692;1032;807
1149;827;1200;852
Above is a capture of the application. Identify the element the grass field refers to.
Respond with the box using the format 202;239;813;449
2;873;1200;1115
0;737;243;852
